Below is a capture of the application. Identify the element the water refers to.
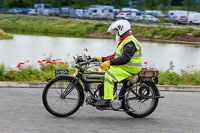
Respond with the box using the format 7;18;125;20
0;34;200;72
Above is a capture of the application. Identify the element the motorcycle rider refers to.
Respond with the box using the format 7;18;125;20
94;19;142;106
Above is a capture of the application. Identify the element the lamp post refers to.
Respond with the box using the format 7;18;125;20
129;0;132;7
187;0;190;24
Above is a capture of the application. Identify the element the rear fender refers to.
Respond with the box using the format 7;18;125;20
146;82;160;96
118;81;161;100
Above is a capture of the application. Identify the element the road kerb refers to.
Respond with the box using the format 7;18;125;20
0;81;200;92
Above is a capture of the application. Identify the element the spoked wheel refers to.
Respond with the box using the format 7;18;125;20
122;83;159;118
42;76;82;117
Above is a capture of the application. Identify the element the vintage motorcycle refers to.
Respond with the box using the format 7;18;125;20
42;53;164;118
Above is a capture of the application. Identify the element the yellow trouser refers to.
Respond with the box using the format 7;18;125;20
99;66;132;100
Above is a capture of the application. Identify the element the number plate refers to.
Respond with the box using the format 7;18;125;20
55;70;68;77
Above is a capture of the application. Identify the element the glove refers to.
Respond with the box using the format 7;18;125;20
93;56;102;62
100;61;110;70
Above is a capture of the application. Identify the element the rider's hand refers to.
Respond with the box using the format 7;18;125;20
93;56;102;62
100;61;110;70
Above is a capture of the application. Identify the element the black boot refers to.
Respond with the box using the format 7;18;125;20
94;99;110;107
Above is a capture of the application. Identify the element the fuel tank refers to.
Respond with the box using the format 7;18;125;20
82;72;105;83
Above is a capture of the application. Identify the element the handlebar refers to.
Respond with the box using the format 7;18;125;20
79;58;98;66
76;58;98;68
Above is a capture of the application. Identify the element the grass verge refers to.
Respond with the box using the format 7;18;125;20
0;14;200;43
0;28;13;40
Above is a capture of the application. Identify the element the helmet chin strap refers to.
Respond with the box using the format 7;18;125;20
115;34;120;45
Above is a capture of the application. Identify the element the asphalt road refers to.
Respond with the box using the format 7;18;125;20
0;87;199;133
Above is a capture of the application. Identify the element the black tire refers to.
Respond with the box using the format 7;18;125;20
122;83;159;118
42;76;82;117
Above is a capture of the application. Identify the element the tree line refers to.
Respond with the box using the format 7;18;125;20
0;0;200;12
136;0;200;12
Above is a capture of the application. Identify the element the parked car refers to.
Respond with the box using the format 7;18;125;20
21;8;29;14
121;7;139;13
173;15;187;24
28;9;37;15
187;12;200;25
144;10;164;17
113;9;120;19
139;15;160;22
115;12;132;21
121;7;139;20
135;15;143;22
8;8;23;14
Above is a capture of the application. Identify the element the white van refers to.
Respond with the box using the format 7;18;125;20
88;5;114;19
188;12;200;24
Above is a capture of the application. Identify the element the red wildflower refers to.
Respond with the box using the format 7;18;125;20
17;64;21;68
42;59;46;62
144;62;147;65
187;66;190;69
191;65;194;67
52;60;56;62
16;62;24;68
37;60;42;64
46;59;51;62
26;60;29;63
42;65;46;68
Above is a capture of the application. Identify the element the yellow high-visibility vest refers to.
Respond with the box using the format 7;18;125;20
115;35;142;74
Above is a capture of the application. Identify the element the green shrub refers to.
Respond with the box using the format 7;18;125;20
0;63;6;80
0;60;199;86
158;61;180;85
192;30;200;37
180;70;200;86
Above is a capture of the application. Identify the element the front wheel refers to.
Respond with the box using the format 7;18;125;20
42;76;82;117
122;83;159;118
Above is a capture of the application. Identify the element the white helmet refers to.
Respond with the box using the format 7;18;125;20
107;19;131;36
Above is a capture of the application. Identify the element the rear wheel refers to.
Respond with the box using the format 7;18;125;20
122;83;159;118
42;76;82;117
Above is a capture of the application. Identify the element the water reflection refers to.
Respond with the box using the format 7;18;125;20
0;34;199;72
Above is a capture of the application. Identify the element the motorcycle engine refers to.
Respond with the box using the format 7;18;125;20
111;100;122;110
